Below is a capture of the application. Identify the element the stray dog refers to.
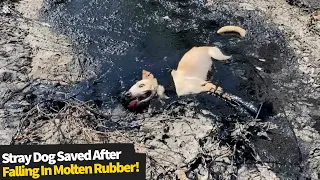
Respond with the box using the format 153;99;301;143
123;26;258;113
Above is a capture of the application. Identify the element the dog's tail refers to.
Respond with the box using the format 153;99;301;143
217;25;246;37
208;46;232;61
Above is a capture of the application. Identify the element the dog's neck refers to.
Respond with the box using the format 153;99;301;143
155;73;179;99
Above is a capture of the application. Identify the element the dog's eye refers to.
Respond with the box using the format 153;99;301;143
139;84;145;88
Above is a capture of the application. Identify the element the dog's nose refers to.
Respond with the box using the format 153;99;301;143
124;92;132;97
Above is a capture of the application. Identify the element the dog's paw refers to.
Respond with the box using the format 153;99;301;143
158;94;169;101
157;85;169;99
200;81;211;86
163;94;170;99
201;82;218;91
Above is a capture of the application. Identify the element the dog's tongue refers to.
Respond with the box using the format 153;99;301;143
128;99;138;108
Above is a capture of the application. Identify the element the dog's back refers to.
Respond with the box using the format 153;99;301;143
176;46;231;80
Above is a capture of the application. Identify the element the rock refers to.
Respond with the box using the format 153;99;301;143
312;10;320;20
1;4;11;14
0;70;14;82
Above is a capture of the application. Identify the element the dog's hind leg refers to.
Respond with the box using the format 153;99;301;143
207;46;232;61
201;82;258;114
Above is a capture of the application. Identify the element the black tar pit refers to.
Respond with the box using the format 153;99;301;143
2;0;312;179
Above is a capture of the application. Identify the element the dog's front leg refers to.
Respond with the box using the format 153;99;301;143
201;82;259;114
201;82;232;101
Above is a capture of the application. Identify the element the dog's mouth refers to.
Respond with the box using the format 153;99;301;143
127;90;155;108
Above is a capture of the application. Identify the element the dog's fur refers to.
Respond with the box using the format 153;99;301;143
170;46;232;99
123;25;255;111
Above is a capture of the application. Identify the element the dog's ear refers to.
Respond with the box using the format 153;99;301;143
142;70;154;79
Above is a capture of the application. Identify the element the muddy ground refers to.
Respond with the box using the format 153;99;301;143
0;0;319;179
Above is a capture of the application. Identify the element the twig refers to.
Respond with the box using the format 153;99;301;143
10;106;37;144
0;79;39;108
255;102;263;120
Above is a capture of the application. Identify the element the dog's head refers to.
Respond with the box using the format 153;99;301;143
122;70;167;109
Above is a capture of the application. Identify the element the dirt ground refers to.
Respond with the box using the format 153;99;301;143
0;0;319;179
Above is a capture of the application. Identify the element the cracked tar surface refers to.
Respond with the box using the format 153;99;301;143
0;0;319;179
